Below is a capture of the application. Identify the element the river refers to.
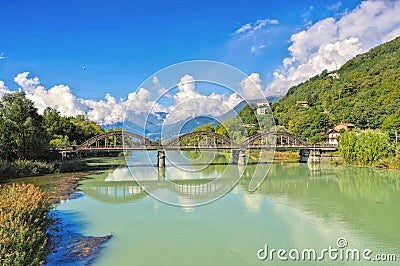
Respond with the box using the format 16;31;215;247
11;151;400;265
46;151;399;265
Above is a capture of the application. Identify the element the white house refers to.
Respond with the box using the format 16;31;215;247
328;129;340;145
327;123;355;145
256;101;269;115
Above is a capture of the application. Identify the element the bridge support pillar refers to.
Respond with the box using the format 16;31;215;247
308;149;321;164
232;149;246;165
158;150;165;168
238;150;246;166
299;149;309;163
299;149;321;163
158;167;166;181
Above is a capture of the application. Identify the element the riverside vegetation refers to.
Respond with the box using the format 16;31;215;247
0;183;51;265
0;92;106;179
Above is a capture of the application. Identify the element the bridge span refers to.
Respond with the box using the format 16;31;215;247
58;130;337;164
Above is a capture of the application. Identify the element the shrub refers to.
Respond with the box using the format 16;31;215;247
0;183;51;265
338;130;395;165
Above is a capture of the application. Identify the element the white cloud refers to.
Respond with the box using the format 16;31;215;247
14;72;41;94
126;87;166;114
11;72;168;125
251;44;266;53
0;80;11;97
7;72;250;127
327;1;342;12
239;73;266;100
234;18;278;36
14;72;87;117
164;74;242;124
267;0;400;96
235;23;252;34
0;53;5;59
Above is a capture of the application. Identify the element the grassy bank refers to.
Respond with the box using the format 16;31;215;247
0;160;89;179
273;151;300;163
0;183;51;265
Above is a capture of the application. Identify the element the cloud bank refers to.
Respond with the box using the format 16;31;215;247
266;0;400;96
3;72;247;126
164;74;242;124
0;81;10;98
10;72;166;125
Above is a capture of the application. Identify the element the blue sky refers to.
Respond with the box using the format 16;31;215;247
1;0;400;125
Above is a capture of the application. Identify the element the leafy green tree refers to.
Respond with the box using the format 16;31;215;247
338;130;394;165
43;107;76;147
215;124;229;137
238;104;258;136
239;104;257;124
338;131;357;163
382;113;400;141
354;131;394;165
49;135;71;147
69;114;104;144
0;93;49;161
193;124;215;132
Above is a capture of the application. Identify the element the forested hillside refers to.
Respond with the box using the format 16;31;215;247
272;36;400;143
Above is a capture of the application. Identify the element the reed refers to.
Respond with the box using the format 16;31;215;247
0;183;51;265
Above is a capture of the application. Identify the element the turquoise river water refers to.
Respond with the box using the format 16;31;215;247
53;151;400;265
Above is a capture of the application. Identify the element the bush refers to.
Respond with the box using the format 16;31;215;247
0;160;89;179
0;183;51;265
338;130;395;165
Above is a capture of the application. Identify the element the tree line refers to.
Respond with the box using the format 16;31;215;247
0;92;104;162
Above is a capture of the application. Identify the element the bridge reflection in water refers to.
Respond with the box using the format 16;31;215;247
79;157;340;205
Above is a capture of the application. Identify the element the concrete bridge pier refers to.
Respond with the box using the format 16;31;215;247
299;149;309;163
308;149;321;164
158;150;165;168
232;149;246;165
158;167;166;181
299;149;321;164
238;150;247;166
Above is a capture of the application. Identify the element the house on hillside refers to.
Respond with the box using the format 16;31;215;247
328;72;340;79
327;129;340;145
296;100;309;107
334;123;355;132
256;101;269;115
327;123;355;145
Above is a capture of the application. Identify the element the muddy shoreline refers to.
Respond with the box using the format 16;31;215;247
44;171;113;265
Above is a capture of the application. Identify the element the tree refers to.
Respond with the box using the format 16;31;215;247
238;104;259;136
238;104;258;125
193;124;215;132
382;113;400;142
338;131;357;163
0;93;50;161
338;130;394;165
43;107;75;147
354;131;394;165
215;124;229;137
69;115;104;144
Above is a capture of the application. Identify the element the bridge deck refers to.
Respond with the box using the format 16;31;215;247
65;145;337;153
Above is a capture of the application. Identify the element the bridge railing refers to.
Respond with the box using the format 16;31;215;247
58;130;338;152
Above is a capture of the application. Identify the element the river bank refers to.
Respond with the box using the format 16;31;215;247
0;159;89;179
2;168;116;265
